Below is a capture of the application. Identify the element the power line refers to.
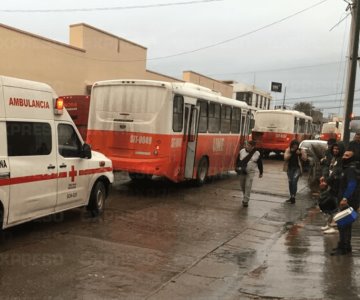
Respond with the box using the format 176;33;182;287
34;0;330;63
147;0;330;61
209;60;345;76
283;89;360;102
0;0;223;13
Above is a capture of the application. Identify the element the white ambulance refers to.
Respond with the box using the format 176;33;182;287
0;76;114;229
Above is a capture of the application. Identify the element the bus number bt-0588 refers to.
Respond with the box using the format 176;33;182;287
130;135;152;144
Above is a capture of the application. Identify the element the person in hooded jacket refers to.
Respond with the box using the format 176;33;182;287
319;142;345;234
283;140;307;204
331;150;360;256
320;138;337;178
348;130;360;163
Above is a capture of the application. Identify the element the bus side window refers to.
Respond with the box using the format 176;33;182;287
198;100;208;133
294;118;298;134
231;107;241;133
173;95;184;132
220;105;231;133
209;102;220;133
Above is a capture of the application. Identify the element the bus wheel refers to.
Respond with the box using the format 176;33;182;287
129;173;153;181
0;207;3;230
262;151;270;159
87;181;106;217
196;157;208;186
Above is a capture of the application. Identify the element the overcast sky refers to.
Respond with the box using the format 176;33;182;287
0;0;357;117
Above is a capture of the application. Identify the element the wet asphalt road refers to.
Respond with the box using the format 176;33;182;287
0;158;360;299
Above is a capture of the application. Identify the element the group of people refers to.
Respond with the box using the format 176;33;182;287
317;133;360;255
237;132;360;256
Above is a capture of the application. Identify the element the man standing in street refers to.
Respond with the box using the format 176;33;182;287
283;140;307;204
238;141;263;207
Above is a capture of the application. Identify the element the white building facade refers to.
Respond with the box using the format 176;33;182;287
231;83;272;110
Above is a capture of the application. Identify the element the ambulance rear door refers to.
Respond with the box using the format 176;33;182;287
0;121;9;227
7;120;58;224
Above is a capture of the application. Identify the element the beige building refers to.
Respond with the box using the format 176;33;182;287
182;71;233;98
0;23;181;96
0;22;240;99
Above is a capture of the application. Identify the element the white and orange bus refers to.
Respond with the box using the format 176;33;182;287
319;121;343;141
251;109;313;156
87;80;251;184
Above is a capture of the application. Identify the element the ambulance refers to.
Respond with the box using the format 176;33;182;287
0;76;114;230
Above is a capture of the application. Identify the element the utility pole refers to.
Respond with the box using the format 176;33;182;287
282;87;287;109
343;0;360;147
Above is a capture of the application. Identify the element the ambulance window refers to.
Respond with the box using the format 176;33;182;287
58;124;82;158
7;122;52;156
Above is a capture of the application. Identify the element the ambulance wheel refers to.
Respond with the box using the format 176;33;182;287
88;181;106;217
196;157;208;186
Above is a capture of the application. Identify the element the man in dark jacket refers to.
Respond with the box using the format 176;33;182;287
348;130;360;162
331;150;360;256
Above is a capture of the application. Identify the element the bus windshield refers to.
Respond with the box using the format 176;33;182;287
254;112;294;132
321;122;342;133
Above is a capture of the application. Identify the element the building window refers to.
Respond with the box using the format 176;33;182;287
236;92;252;105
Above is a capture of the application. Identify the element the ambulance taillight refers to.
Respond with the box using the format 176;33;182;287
54;97;64;115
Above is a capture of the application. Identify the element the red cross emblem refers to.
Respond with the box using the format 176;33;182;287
69;165;78;182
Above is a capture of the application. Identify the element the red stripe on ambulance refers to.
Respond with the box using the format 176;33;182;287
0;167;112;187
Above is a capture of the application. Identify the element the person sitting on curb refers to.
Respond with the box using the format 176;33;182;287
283;140;307;204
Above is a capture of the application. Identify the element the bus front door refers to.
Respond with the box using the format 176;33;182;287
184;105;199;179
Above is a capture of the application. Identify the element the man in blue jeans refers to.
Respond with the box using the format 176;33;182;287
283;140;307;204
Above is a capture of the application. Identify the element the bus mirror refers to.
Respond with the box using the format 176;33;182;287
336;121;339;128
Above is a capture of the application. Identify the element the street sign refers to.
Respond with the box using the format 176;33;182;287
271;82;282;93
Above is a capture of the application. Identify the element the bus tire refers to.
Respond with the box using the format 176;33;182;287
129;172;153;181
0;206;3;230
196;157;208;186
87;181;106;217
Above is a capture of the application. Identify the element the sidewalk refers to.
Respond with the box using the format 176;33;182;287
149;165;360;299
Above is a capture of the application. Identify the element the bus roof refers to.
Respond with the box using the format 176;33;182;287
92;79;250;109
255;109;312;121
